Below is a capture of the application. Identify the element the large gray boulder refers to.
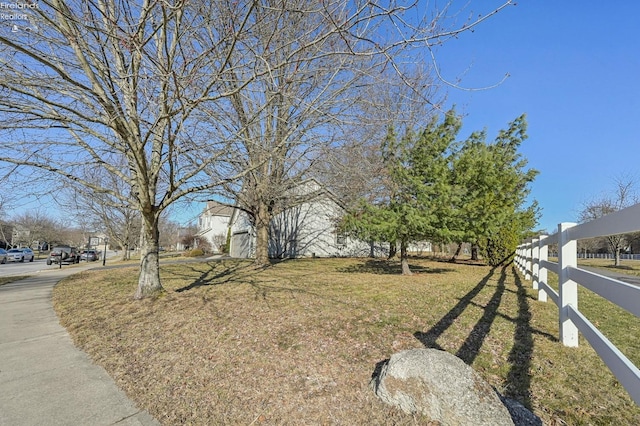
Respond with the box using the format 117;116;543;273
370;348;515;425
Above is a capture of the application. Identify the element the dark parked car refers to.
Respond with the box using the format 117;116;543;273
0;248;7;264
80;249;99;261
47;246;80;265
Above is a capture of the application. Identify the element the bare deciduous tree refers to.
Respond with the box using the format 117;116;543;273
203;1;514;266
58;158;142;260
211;233;228;254
11;211;65;249
317;68;441;208
157;215;182;252
579;175;639;266
0;0;515;294
0;0;249;297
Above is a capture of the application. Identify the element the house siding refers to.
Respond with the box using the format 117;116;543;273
203;180;421;260
226;193;386;259
197;201;234;252
268;197;341;258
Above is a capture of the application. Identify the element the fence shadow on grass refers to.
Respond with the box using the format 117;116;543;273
506;270;537;408
455;267;507;365
414;266;499;353
414;265;557;411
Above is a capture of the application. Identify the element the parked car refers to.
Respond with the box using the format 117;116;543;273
0;248;7;264
7;248;35;262
80;249;99;261
46;246;80;265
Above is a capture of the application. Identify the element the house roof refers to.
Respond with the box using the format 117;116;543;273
203;200;234;217
295;178;345;210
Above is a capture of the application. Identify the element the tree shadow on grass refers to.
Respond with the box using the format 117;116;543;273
170;260;350;307
414;265;557;411
433;256;491;267
337;258;453;275
171;260;257;292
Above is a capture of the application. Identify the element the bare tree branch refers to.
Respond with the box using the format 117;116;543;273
0;0;515;291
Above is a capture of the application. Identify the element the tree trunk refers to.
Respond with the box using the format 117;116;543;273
471;244;479;261
450;242;463;262
369;240;375;258
134;215;164;299
254;203;271;266
118;222;132;261
400;239;412;275
120;243;129;261
607;236;623;267
388;240;397;259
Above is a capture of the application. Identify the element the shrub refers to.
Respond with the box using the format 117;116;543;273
185;248;205;257
479;222;520;267
211;232;228;253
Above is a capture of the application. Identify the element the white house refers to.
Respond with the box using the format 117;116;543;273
197;201;234;252
200;179;386;259
197;180;435;259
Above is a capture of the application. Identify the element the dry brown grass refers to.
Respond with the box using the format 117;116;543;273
52;257;640;425
0;275;30;286
578;257;640;276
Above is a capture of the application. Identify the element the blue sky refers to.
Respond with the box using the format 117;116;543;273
8;1;639;234
435;1;640;233
180;1;640;231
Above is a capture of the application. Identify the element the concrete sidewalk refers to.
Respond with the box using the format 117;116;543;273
0;265;159;426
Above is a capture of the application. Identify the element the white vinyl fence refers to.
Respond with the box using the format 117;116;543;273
515;203;640;406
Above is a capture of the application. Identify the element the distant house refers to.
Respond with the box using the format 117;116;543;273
197;201;234;252
0;221;11;248
198;179;384;259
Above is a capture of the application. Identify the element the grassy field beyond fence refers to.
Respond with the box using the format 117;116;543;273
53;257;640;425
578;257;640;276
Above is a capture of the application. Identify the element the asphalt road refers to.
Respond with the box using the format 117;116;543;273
580;265;640;287
0;258;104;277
0;252;227;279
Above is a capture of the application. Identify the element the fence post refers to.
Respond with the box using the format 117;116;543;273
558;222;578;347
525;240;532;280
532;237;539;290
538;235;548;302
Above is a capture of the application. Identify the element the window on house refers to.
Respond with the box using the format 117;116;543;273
336;233;347;246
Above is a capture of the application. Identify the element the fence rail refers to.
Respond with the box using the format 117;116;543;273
515;202;640;405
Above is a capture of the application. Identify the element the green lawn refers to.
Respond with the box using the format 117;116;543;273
52;257;640;425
